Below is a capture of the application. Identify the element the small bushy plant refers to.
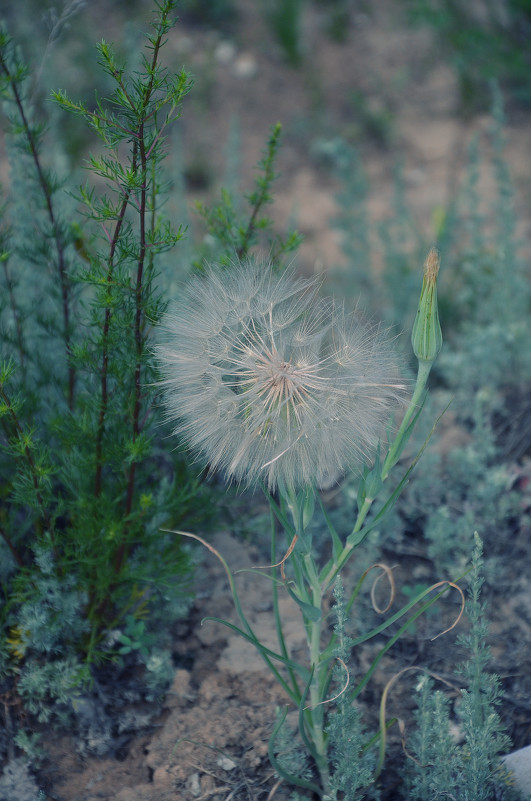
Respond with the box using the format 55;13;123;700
332;83;530;572
326;578;378;799
405;534;514;801
402;93;528;581
0;0;205;724
194;121;302;267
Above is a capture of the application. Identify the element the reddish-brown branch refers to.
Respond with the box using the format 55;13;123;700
2;260;25;370
115;136;146;574
114;15;170;574
0;50;75;408
95;7;167;506
93;146;137;499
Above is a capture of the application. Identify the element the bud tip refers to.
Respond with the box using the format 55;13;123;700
425;247;440;283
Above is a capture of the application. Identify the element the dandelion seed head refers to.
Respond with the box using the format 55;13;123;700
157;259;407;490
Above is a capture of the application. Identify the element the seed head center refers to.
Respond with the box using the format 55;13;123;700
253;351;315;415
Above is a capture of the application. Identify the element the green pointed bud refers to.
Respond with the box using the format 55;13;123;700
411;248;443;365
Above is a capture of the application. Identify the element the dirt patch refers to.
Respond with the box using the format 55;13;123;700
36;532;305;801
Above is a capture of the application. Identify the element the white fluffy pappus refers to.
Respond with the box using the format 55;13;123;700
156;260;408;491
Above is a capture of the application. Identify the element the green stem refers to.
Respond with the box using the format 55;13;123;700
382;359;431;480
352;496;372;534
319;358;434;595
301;550;330;792
236;122;282;260
271;509;301;701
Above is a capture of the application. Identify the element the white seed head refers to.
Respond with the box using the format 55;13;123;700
157;259;407;490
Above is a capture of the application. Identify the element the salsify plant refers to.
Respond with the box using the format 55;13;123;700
158;249;457;796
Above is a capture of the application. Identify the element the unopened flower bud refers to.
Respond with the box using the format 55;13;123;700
411;248;443;365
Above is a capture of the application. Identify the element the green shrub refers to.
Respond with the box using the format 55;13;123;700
0;1;205;722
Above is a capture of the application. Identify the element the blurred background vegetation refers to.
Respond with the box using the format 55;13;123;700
0;0;530;795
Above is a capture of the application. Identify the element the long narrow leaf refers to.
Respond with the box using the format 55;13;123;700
283;582;322;622
267;706;322;795
349;581;464;702
345;402;450;555
261;484;297;540
270;508;302;701
298;666;321;765
349;578;463;648
167;529;307;696
202;616;309;680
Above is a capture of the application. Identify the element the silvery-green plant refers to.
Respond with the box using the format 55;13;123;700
158;249;453;797
405;534;514;801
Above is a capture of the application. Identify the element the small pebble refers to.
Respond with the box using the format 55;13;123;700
217;755;237;771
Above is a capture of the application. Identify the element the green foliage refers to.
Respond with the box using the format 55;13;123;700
17;656;89;724
13;728;45;765
272;708;314;790
262;0;304;66
0;1;207;722
116;615;154;659
404;95;528;577
436;90;531;399
315;0;353;43
195;122;302;267
0;0;311;741
402;0;531;110
455;535;513;799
